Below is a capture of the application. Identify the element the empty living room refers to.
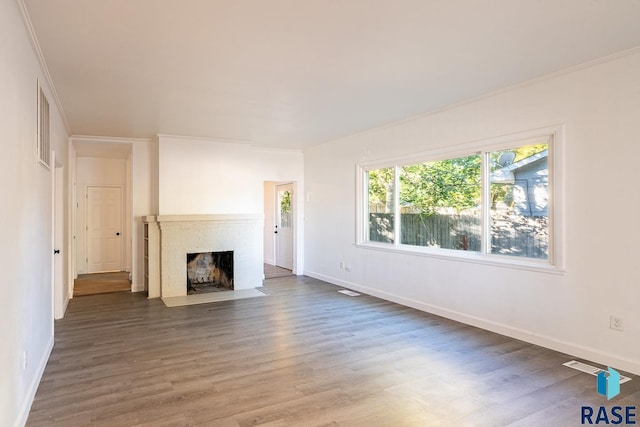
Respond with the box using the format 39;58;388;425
2;1;640;426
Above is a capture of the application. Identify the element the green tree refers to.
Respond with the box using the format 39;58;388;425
399;155;481;215
512;143;547;163
368;167;394;212
368;143;546;215
280;190;291;214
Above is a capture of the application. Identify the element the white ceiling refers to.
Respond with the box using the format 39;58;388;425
24;0;640;150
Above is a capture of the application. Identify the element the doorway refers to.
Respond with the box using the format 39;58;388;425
264;182;295;279
72;141;133;297
76;185;129;296
86;186;123;273
275;183;294;270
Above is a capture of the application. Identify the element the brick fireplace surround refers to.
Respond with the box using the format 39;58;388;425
142;214;263;298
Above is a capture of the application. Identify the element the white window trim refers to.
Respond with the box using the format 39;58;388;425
355;125;565;274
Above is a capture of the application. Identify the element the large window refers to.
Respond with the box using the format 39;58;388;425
367;167;395;243
359;129;559;268
489;143;549;258
399;154;481;250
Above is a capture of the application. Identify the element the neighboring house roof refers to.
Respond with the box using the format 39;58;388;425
491;149;548;184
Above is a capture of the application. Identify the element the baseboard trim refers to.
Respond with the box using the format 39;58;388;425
62;295;69;316
131;283;145;293
15;333;54;427
304;270;640;376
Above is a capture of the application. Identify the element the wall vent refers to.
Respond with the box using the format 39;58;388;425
37;84;50;169
563;360;632;384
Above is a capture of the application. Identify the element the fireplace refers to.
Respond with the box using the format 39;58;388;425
142;214;263;298
187;251;234;294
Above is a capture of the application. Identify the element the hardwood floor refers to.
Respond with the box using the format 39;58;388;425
263;264;293;279
28;276;638;426
74;272;131;296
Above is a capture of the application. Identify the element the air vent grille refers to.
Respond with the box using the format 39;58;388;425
338;290;360;297
37;85;50;169
563;360;632;384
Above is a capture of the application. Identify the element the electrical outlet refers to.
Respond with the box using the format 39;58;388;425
610;315;624;332
339;261;345;270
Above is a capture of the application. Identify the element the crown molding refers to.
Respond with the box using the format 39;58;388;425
156;133;304;153
157;133;252;146
251;146;304;154
70;135;154;144
16;0;71;136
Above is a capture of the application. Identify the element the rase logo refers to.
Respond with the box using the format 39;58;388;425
598;367;621;400
581;406;637;425
581;367;636;425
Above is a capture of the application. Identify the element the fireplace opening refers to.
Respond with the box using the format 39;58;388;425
186;251;234;294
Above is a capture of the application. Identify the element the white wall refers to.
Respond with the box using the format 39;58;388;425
75;157;128;274
157;136;305;273
249;148;305;273
158;137;258;214
0;1;69;425
131;139;157;292
304;49;640;375
263;182;276;265
68;143;76;294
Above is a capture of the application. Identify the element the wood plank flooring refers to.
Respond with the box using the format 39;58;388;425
74;272;131;296
28;276;638;426
263;264;293;279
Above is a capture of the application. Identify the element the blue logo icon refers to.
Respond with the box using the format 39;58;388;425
597;367;620;400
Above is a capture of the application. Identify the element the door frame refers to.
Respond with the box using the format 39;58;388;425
84;184;125;273
264;181;298;274
53;160;65;318
51;150;68;320
274;182;295;271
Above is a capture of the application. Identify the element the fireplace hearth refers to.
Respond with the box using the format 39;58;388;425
187;251;234;294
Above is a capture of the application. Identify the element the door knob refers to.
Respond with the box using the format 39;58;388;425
274;231;278;234
116;232;120;236
54;249;60;254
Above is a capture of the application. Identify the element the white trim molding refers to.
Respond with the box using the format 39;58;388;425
16;0;71;135
305;269;640;376
15;335;54;427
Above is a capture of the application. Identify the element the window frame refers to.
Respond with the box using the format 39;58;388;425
356;126;564;274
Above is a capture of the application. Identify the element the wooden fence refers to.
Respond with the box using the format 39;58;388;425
369;212;548;259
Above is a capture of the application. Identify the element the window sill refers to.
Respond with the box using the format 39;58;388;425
355;241;565;275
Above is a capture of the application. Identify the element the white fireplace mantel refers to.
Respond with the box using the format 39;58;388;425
142;214;263;298
155;214;262;223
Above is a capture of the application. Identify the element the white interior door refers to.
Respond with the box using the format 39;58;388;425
275;183;293;270
54;164;65;318
87;186;123;273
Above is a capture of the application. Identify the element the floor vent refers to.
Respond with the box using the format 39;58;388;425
338;290;360;297
563;360;632;384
